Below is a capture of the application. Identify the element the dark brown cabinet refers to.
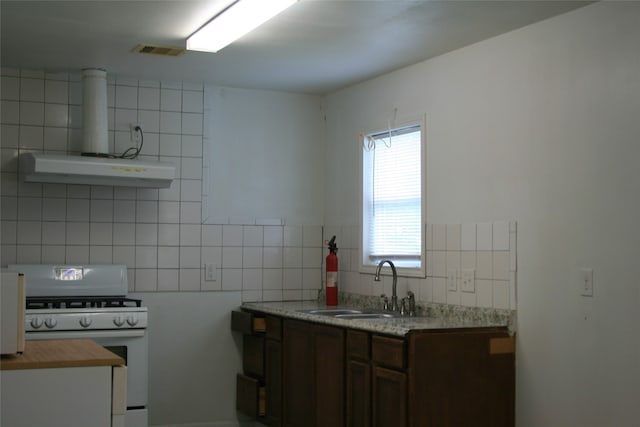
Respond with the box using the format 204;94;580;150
372;366;407;427
283;319;345;427
264;317;283;426
233;309;515;427
370;335;407;427
408;330;515;427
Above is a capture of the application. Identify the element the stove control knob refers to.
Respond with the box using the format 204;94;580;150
44;318;57;329
30;317;43;329
113;316;125;327
126;315;139;326
79;316;92;328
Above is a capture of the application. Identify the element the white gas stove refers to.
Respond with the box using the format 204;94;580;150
9;264;149;427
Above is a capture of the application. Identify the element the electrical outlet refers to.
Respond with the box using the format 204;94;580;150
461;268;475;293
447;269;458;291
130;123;142;143
580;268;593;297
205;263;217;281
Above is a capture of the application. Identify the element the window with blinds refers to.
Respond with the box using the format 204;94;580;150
362;122;425;273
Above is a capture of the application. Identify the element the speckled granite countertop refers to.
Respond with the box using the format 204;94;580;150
241;296;514;337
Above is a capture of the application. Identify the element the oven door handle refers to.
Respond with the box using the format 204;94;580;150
27;329;146;340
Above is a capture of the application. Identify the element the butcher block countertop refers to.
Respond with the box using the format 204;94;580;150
1;339;124;370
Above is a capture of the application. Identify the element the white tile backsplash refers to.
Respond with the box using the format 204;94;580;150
115;85;138;109
446;224;461;251
42;222;65;244
65;222;89;245
160;111;181;134
180;224;201;246
182;91;203;113
45;79;69;103
139;87;160;110
201;224;222;246
44;103;68;127
43;127;67;151
135;246;157;268
284;225;302;247
493;220;510;250
113;223;135;245
136;223;158;246
161;89;182;112
181;135;202;157
182;113;203;135
158;246;179;268
90;199;114;222
158;223;179;246
476;222;493;250
20;78;45;102
20;125;44;149
90;222;113;245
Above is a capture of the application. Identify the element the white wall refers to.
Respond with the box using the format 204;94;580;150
131;291;243;427
203;86;324;226
323;2;640;425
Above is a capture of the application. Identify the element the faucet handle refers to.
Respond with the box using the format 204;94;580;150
380;294;389;311
406;291;416;317
400;298;407;316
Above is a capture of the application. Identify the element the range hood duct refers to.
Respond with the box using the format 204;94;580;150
21;69;176;188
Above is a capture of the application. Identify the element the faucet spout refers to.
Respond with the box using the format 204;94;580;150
374;260;399;312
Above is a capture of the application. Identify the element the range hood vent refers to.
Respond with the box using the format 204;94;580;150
21;152;175;188
20;68;176;189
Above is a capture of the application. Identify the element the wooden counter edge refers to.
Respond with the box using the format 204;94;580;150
1;339;124;370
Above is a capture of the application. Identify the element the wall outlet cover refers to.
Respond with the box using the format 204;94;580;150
461;268;475;293
447;269;458;291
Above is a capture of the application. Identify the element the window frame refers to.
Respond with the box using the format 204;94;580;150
358;114;427;278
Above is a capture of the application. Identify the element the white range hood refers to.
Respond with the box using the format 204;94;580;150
21;152;175;188
20;68;176;189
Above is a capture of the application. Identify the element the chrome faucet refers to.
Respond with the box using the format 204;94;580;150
374;260;399;312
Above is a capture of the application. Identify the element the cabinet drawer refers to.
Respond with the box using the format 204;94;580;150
266;316;282;341
372;335;405;370
236;374;266;418
347;329;370;361
231;310;266;334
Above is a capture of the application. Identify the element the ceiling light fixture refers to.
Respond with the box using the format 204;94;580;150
186;0;298;53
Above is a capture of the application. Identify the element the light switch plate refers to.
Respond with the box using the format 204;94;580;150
205;263;217;281
581;268;594;297
447;269;457;291
461;268;475;293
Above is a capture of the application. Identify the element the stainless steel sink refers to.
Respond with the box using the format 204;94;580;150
298;308;399;319
300;308;365;316
334;313;398;319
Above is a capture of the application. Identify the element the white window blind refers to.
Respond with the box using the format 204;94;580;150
362;124;422;269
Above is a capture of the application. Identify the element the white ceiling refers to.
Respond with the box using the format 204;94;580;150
1;0;591;95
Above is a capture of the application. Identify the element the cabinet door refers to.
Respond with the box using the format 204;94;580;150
314;324;345;427
283;319;314;427
265;338;283;426
409;331;515;427
347;359;371;427
372;366;407;427
283;319;345;427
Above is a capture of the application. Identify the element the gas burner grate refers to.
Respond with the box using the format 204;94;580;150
26;297;142;310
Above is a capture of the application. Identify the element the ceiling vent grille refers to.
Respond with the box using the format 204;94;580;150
132;44;186;56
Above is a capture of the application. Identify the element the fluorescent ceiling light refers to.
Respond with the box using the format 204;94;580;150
187;0;298;53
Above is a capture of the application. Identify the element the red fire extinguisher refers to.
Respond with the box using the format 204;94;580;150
326;236;338;306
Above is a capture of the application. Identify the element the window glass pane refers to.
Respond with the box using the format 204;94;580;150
363;124;422;269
